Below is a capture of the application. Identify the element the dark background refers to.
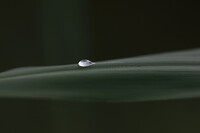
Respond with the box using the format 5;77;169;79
0;0;199;71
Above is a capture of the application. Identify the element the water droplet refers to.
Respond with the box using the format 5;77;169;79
78;59;95;67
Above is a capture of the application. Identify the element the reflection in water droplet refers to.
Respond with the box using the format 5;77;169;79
78;59;95;67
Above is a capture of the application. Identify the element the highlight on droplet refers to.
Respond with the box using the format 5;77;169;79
78;59;95;67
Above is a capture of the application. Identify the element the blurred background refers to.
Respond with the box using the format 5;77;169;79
0;0;199;71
